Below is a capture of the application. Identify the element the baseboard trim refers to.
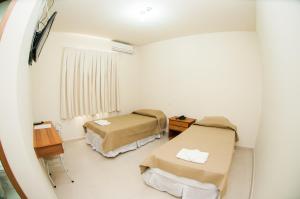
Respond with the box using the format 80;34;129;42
234;145;255;199
63;136;85;142
235;146;254;150
249;149;255;199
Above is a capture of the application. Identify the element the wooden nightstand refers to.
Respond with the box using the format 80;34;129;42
168;116;196;139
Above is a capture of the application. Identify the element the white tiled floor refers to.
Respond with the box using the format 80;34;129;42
51;136;253;199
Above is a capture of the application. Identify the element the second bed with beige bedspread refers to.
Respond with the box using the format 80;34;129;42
140;117;238;199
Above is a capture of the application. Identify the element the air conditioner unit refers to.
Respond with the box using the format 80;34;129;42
112;41;134;54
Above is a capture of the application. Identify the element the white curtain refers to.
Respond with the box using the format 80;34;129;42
60;47;120;119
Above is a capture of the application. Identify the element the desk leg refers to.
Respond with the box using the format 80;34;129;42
59;156;74;183
42;159;56;188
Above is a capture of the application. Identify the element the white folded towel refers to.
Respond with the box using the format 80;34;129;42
176;148;209;164
94;119;111;126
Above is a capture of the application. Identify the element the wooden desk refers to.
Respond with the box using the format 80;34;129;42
33;122;64;158
168;116;196;139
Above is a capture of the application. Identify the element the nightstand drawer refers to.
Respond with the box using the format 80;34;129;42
168;116;196;139
169;120;190;128
169;125;187;132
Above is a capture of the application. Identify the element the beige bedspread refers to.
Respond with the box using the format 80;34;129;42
140;125;236;196
195;116;238;142
83;109;166;153
132;109;167;131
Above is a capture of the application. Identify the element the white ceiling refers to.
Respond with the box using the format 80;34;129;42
52;0;256;46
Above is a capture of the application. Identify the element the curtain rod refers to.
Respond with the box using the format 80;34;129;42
64;46;117;54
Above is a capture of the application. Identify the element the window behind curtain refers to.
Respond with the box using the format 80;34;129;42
60;47;120;119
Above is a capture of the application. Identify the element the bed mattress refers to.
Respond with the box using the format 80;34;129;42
83;109;167;153
85;129;161;157
143;168;219;199
140;123;236;197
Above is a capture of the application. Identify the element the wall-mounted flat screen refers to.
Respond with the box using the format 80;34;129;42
29;11;57;65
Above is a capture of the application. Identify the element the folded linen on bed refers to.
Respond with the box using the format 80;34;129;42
176;148;209;164
94;120;111;126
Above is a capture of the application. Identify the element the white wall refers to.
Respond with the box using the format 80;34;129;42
32;31;262;148
31;32;141;141
138;32;262;148
0;0;57;198
253;1;300;199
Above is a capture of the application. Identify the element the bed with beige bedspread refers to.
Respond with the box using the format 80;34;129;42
83;109;167;155
140;116;238;199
